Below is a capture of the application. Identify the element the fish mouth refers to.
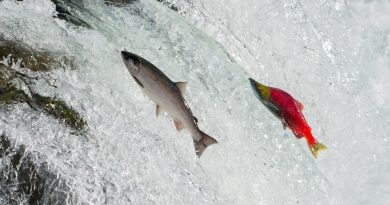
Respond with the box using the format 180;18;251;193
121;51;140;65
248;78;258;92
248;78;262;100
249;78;257;87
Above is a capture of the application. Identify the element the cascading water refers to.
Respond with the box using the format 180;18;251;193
0;0;389;204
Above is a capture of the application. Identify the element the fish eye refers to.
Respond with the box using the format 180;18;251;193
127;56;140;66
134;64;140;73
130;57;140;66
128;57;141;73
122;51;140;66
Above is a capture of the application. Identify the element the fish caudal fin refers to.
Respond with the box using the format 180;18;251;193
193;131;217;158
309;142;327;159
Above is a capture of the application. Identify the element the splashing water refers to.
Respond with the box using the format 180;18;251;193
0;0;389;204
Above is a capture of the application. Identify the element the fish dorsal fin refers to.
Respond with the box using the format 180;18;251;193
295;99;304;111
174;119;186;131
156;104;163;117
175;82;187;96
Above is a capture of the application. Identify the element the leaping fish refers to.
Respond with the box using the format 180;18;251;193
249;78;326;158
121;51;217;157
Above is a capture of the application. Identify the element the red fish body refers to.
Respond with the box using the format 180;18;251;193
249;78;326;158
269;88;316;145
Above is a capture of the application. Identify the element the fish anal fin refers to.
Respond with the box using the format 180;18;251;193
282;121;287;130
295;99;304;111
174;120;185;131
175;82;187;96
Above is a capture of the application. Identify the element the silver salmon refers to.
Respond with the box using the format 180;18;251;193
121;51;217;157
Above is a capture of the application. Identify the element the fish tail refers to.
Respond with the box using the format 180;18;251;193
193;131;217;158
309;141;327;159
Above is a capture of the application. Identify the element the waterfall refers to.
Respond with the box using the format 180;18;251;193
1;0;389;204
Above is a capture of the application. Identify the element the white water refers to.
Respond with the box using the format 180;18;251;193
0;0;389;204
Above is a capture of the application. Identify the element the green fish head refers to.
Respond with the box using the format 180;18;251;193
249;78;271;101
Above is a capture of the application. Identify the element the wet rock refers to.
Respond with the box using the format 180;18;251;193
0;76;87;131
33;94;87;131
105;0;138;7
0;132;11;158
0;65;30;105
0;86;29;105
0;85;87;132
0;133;69;204
51;0;138;27
156;0;179;12
0;40;86;132
51;0;92;28
1;39;52;72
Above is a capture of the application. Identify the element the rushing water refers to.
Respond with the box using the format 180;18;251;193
0;0;389;204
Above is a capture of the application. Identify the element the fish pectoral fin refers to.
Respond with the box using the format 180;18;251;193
175;82;187;96
174;120;186;131
264;101;281;118
132;75;143;88
156;104;163;117
295;99;304;111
